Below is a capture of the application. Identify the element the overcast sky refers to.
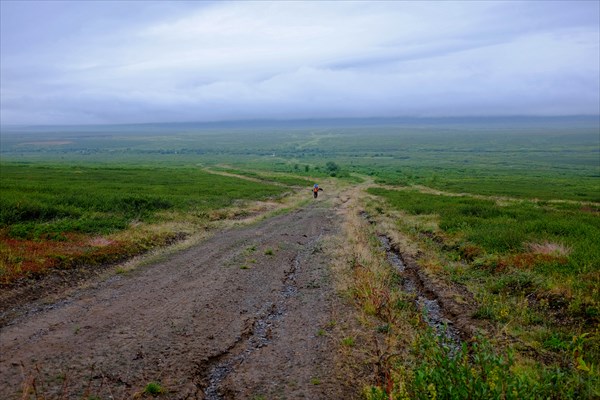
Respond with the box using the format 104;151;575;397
1;0;599;125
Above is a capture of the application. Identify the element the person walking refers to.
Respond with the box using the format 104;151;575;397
313;183;323;198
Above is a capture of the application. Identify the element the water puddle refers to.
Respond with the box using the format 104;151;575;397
378;235;461;351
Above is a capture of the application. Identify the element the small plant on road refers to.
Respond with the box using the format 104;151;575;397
144;381;165;396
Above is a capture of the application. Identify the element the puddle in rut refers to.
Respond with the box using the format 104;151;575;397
378;235;461;351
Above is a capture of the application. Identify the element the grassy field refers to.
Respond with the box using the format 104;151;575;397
0;163;290;283
354;187;599;398
367;188;600;278
368;187;599;327
208;166;318;186
2;117;597;200
339;186;599;399
1;116;598;397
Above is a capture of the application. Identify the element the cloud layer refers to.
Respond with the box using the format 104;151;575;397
1;1;598;125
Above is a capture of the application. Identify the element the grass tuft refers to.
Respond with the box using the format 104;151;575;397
143;381;165;396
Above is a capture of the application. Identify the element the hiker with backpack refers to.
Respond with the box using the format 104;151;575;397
313;184;323;198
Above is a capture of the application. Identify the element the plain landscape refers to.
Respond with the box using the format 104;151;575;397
2;1;599;398
1;116;599;399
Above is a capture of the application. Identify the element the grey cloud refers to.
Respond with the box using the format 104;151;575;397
1;1;598;125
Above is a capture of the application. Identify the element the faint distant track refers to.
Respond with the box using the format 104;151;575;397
373;183;600;206
203;166;288;187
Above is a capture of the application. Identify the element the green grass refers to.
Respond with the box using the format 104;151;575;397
368;188;600;279
5;118;596;200
365;186;599;398
143;381;165;396
0;163;287;239
372;168;600;203
368;187;600;332
386;330;599;399
0;162;290;283
211;166;316;186
1;117;598;396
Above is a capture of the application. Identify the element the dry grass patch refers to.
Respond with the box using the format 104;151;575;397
328;184;423;397
88;237;114;247
526;241;572;257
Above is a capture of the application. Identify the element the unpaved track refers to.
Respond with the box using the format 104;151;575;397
1;200;350;399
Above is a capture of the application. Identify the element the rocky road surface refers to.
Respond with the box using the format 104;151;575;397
1;200;351;399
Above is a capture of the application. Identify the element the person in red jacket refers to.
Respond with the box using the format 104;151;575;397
313;183;323;198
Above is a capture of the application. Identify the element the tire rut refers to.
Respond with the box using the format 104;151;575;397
0;203;344;399
199;235;322;399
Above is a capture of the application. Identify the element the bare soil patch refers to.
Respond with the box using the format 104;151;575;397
1;199;353;399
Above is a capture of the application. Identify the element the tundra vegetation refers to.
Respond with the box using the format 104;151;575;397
1;116;598;398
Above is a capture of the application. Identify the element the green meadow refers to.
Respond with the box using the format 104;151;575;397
367;187;600;273
1;116;598;397
0;163;287;238
0;163;290;283
362;188;600;399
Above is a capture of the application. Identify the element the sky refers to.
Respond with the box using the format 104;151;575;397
1;0;599;126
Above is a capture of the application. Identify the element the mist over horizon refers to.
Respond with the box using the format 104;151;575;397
2;115;599;132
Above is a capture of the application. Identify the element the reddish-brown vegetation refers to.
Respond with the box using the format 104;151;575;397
0;231;182;285
510;252;569;270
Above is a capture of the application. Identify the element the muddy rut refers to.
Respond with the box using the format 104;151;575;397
0;202;348;399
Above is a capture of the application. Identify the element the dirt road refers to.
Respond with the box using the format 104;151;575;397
1;199;352;399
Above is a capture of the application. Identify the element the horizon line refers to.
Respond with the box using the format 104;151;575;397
1;114;599;129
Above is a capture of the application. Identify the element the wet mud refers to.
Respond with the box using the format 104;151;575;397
379;236;461;349
0;204;350;399
363;207;487;342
